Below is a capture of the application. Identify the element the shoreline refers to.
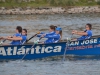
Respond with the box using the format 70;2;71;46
0;6;100;15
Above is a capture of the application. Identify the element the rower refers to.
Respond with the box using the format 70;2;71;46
20;29;27;45
72;23;92;41
41;27;62;43
37;25;56;43
2;29;27;45
1;26;22;45
37;25;56;36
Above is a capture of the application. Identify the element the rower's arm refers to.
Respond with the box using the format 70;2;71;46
6;37;22;41
0;37;3;39
37;34;42;37
40;32;45;34
45;35;59;39
76;32;87;36
45;32;54;36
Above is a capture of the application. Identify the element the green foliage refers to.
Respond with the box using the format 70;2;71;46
65;0;75;6
97;0;100;5
0;0;100;8
48;0;75;6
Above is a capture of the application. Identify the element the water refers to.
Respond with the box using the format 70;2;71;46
0;59;100;75
0;13;100;75
0;13;100;41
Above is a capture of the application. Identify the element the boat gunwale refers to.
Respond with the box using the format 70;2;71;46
0;35;100;47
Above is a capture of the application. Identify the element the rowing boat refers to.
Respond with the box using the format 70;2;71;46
0;36;100;60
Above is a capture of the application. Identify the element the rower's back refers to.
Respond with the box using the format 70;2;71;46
10;26;22;45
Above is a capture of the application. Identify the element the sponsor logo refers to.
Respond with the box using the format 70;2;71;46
0;46;62;56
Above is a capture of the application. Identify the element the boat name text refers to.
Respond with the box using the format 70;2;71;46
0;46;62;56
69;39;97;46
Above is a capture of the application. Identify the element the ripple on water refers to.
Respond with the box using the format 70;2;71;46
0;14;100;40
0;59;100;75
0;14;100;75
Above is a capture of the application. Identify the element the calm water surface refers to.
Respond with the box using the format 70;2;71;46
0;13;100;75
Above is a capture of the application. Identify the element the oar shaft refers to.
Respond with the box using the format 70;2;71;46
63;41;69;61
2;39;6;42
62;34;73;61
26;34;37;43
0;39;6;45
71;34;73;39
21;44;35;60
21;37;42;60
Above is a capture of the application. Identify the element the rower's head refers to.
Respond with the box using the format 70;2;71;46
16;26;22;33
56;27;62;39
22;29;27;36
86;23;92;30
49;25;57;32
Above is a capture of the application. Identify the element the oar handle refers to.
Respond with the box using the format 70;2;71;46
71;34;74;39
2;39;6;42
0;39;6;45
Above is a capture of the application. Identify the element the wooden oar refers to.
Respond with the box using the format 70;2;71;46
70;34;74;40
0;39;6;45
91;35;100;38
21;37;42;60
26;32;40;43
26;34;37;43
62;34;73;61
1;39;6;42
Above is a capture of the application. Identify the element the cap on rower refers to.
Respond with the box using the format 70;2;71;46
56;27;62;31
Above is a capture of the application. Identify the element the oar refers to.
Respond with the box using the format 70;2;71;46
70;34;74;40
26;32;40;43
0;39;6;45
0;36;13;45
91;35;100;38
62;34;73;61
21;34;38;45
21;37;42;60
26;34;37;43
